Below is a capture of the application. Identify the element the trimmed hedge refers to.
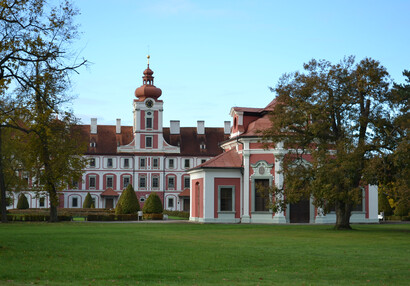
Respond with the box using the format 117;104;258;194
83;192;93;208
17;194;29;209
142;193;163;214
143;213;163;220
6;214;72;221
163;210;189;218
86;214;139;221
115;185;140;214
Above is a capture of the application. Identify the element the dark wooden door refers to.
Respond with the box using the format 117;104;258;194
106;198;114;209
183;198;190;212
290;199;310;223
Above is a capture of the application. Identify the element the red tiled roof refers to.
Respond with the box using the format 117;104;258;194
179;188;190;197
242;114;272;136
77;124;229;156
100;188;119;197
191;148;242;170
163;127;229;156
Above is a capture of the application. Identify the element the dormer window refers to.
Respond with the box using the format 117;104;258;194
90;141;96;147
200;143;206;149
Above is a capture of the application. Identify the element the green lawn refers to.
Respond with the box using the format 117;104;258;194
0;223;409;285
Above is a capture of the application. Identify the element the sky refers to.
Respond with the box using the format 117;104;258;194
68;0;410;128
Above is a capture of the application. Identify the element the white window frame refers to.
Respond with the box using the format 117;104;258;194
145;136;153;148
140;157;146;169
168;158;174;169
184;159;190;168
123;176;130;188
106;175;114;188
89;158;96;168
89;176;96;189
184;176;190;189
152;176;159;189
153;158;159;169
107;158;113;168
139;176;146;188
168;197;174;208
218;186;235;213
167;176;175;190
123;158;130;168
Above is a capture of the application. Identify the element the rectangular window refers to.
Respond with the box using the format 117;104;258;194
168;177;175;189
146;136;153;148
146;117;152;129
169;159;174;169
184;177;190;188
89;158;96;167
89;176;96;188
220;187;234;212
123;176;130;188
168;198;174;208
152;177;159;188
107;158;113;168
39;197;45;207
153;158;159;168
201;159;206;164
72;197;78;208
255;179;269;212
106;176;113;188
124;158;129;168
184;159;190;168
140;158;146;168
139;177;146;188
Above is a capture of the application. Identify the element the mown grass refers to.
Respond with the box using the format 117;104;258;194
0;223;409;285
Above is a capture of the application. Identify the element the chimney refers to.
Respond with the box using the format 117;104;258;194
197;120;205;135
91;118;97;134
170;120;180;134
224;121;231;134
116;119;121;134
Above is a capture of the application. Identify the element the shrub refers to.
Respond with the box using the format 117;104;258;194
143;213;163;220
83;192;93;208
115;184;140;214
163;210;190;218
17;194;29;209
394;199;410;216
143;193;163;214
378;191;393;216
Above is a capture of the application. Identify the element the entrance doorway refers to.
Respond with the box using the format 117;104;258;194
105;198;114;209
183;198;190;212
290;199;310;223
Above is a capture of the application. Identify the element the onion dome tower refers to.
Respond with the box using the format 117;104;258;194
134;55;162;101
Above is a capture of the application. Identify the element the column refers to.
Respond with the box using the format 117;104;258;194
272;142;287;223
241;151;251;223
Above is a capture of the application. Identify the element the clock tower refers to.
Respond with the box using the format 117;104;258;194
118;55;179;153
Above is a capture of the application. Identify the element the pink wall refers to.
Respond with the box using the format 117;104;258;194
192;178;204;218
214;178;241;219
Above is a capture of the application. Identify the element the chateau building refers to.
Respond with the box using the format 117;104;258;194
188;100;379;224
7;58;379;224
8;58;230;211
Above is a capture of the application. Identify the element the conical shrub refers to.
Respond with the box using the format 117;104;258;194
115;184;140;214
143;192;163;214
17;194;29;209
83;192;93;208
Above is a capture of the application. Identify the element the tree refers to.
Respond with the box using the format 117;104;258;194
370;70;410;217
16;193;29;209
83;192;93;208
143;193;163;214
0;0;87;222
262;56;400;229
115;185;140;215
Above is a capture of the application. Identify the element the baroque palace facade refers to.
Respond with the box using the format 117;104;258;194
7;58;379;224
7;58;230;212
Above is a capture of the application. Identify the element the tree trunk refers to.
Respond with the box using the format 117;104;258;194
335;201;352;230
0;128;8;223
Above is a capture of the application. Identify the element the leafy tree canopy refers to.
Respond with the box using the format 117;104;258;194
262;56;404;229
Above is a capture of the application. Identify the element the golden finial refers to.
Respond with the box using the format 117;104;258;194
147;54;150;66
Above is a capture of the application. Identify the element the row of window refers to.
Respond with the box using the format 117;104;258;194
88;157;207;169
84;174;190;190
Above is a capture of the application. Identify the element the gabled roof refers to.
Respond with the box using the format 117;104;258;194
100;188;119;197
179;188;190;197
189;148;242;171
